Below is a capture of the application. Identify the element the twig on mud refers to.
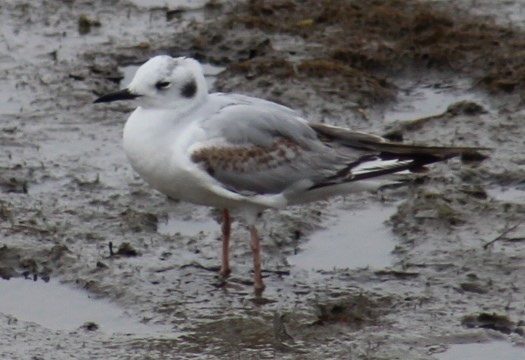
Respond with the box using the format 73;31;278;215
483;220;524;250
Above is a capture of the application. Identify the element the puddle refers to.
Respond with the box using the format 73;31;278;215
157;208;218;237
469;1;525;29
437;342;524;360
201;63;226;88
28;178;70;195
289;204;397;270
0;86;25;115
130;0;208;9
0;278;164;334
120;63;225;90
487;186;525;203
385;82;480;122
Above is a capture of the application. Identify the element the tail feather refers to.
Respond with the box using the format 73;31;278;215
307;122;489;190
310;122;489;157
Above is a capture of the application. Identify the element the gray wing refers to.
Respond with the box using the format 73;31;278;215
192;96;361;195
191;95;486;196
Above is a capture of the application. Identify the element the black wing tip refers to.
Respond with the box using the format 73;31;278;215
307;147;489;191
460;150;490;163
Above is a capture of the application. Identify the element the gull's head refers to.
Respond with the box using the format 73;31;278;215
94;55;208;109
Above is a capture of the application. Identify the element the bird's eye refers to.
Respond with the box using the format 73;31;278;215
155;81;172;90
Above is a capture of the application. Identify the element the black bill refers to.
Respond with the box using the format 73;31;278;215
94;88;140;103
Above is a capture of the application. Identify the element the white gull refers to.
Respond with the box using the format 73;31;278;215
94;55;485;293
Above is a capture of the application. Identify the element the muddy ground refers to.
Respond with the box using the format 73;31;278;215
1;0;525;359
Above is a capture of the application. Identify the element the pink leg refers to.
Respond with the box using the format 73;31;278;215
249;225;265;293
219;209;231;278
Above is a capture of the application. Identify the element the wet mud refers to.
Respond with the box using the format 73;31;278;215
1;0;525;359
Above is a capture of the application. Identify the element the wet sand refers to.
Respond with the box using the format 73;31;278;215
0;0;524;358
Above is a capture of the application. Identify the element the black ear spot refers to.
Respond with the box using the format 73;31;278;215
181;80;197;98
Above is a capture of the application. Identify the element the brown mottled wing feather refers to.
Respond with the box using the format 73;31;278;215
191;97;488;196
193;100;361;195
191;136;350;195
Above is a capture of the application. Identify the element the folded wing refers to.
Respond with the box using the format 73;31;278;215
190;96;487;196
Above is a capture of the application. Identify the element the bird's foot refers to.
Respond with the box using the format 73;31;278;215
254;280;266;297
219;267;231;278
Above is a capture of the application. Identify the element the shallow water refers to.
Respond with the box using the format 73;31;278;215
27;178;70;195
289;203;397;270
1;0;524;358
0;86;25;115
0;278;164;334
130;0;208;9
157;209;218;237
437;342;524;360
487;186;525;203
385;81;481;122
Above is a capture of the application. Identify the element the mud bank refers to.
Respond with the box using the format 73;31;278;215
1;0;524;359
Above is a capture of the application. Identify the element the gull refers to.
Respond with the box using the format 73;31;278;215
94;55;485;293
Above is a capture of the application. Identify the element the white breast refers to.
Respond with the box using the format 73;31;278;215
123;108;189;194
122;106;242;208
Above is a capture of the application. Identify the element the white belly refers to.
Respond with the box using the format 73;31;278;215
122;107;240;209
